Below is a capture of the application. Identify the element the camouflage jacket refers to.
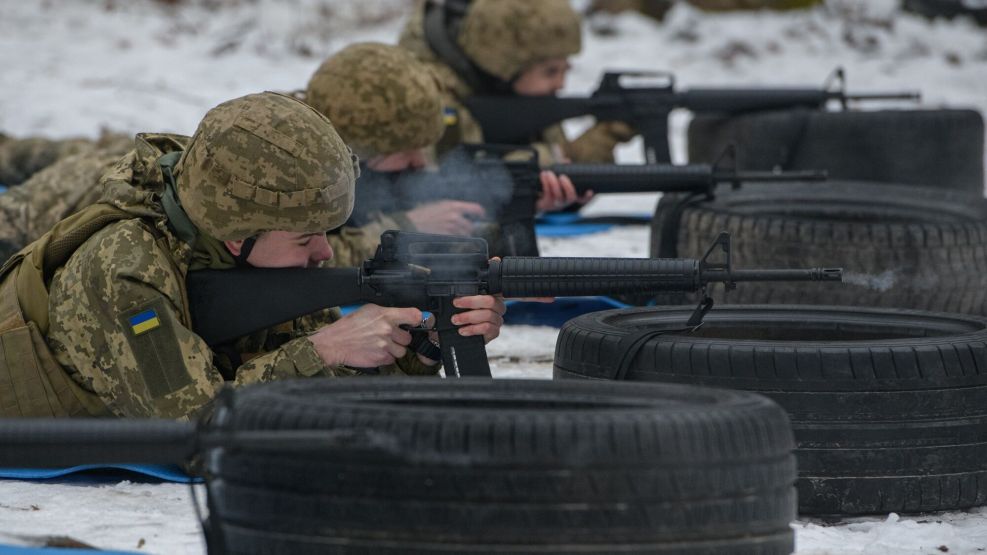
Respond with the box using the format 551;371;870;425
45;134;436;420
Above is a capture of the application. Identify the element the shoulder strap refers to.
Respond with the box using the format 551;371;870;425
423;0;507;94
0;203;132;335
157;151;200;248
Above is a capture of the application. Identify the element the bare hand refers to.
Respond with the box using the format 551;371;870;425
406;200;486;235
308;304;422;368
451;295;507;344
536;170;593;212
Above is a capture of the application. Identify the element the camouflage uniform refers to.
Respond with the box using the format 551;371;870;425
398;0;635;164
0;92;436;420
305;42;447;265
0;140;133;262
0;132;130;187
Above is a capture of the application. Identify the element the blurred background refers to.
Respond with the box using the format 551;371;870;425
2;0;984;169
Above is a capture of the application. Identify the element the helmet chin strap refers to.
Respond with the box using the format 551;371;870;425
233;236;258;267
158;151;201;249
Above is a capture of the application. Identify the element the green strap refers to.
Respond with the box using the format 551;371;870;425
157;151;199;248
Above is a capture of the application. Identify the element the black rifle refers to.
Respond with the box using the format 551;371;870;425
188;230;842;378
0;390;359;468
464;68;921;163
452;144;826;256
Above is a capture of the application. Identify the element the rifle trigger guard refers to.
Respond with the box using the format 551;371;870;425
400;324;434;334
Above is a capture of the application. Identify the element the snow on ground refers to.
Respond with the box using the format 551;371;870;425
1;0;986;553
0;480;207;554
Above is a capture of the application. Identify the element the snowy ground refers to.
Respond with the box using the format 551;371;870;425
1;0;986;553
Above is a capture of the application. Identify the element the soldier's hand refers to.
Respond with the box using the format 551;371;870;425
309;304;422;368
564;121;637;164
406;200;486;235
450;294;507;344
537;170;592;212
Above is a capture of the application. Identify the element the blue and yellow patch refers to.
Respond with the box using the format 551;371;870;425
443;107;458;126
129;309;161;336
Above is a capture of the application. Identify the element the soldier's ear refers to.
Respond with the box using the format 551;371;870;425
224;239;245;257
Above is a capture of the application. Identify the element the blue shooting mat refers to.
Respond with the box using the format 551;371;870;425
0;546;140;555
535;222;614;237
0;185;7;194
504;296;636;328
0;464;198;483
0;547;140;555
534;212;652;237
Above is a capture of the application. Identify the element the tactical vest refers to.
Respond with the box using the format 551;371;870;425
0;203;138;417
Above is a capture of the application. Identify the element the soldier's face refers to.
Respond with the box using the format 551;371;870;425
225;231;333;268
512;57;571;96
367;148;429;172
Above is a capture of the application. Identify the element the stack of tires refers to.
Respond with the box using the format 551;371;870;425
559;107;987;518
555;306;987;515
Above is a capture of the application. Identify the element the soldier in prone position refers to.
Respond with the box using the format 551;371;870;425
302;42;583;265
399;0;636;164
0;133;133;262
0;131;130;188
0;92;505;419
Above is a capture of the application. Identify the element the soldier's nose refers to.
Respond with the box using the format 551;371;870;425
309;235;333;265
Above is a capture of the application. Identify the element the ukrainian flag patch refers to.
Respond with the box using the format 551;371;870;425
129;309;161;336
443;107;458;126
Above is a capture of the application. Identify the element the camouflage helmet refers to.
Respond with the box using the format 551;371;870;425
457;0;582;82
175;92;358;241
304;42;445;159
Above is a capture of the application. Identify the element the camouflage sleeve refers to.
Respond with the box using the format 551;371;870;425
45;220;347;419
325;212;406;268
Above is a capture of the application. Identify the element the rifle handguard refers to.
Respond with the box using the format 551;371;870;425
488;258;699;298
551;163;716;194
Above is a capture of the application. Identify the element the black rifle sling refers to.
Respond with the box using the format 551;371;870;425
611;326;698;381
424;0;491;93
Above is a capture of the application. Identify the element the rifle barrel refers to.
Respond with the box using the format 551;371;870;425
0;419;196;467
706;268;844;282
843;91;921;102
0;419;398;467
710;170;827;182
